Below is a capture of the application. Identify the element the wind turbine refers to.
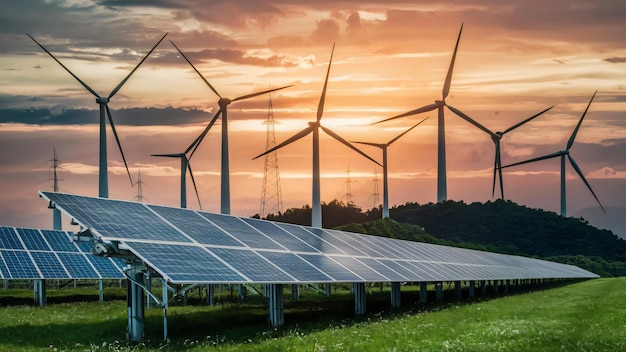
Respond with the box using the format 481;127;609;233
169;41;292;215
352;116;430;219
502;91;605;217
373;24;464;202
151;109;221;209
27;33;168;198
446;105;554;199
253;44;381;228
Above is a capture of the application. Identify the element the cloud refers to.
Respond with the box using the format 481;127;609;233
604;57;626;63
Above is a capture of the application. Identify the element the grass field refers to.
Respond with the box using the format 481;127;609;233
0;278;624;351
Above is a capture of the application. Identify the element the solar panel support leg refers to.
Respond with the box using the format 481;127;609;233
34;279;47;307
480;280;487;296
505;279;510;293
99;279;104;302
325;283;331;297
435;282;443;301
493;280;499;295
3;279;7;290
469;281;475;298
291;284;300;300
390;282;401;308
454;281;462;300
268;284;284;327
419;282;428;303
162;279;168;341
354;282;366;315
238;284;246;302
207;284;214;306
127;273;145;342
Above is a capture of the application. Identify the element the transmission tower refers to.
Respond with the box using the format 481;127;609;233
344;164;355;206
134;170;146;203
260;93;283;218
370;167;381;210
49;148;62;230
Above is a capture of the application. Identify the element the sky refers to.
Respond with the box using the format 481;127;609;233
1;0;625;236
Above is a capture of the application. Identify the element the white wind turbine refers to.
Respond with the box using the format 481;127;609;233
254;44;381;228
502;91;605;216
28;33;168;198
374;24;464;202
169;41;292;215
446;105;554;199
151;109;222;209
352;116;430;218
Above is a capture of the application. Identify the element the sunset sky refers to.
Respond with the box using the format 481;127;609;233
1;1;625;235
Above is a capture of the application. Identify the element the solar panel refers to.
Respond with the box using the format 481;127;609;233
0;226;125;280
40;191;599;285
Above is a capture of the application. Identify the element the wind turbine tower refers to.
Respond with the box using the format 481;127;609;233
50;148;62;230
260;94;284;218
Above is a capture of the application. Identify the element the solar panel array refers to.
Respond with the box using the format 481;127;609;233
41;192;598;284
0;226;125;280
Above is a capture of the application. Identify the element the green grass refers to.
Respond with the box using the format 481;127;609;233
0;279;624;351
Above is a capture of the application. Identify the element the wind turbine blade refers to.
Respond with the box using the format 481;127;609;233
372;103;439;124
351;141;384;149
491;152;498;198
503;105;554;134
568;154;605;214
447;104;495;137
501;150;564;169
232;85;293;102
27;33;100;98
387;116;430;145
253;126;314;160
567;91;597;150
109;32;168;99
317;43;335;122
442;23;463;100
187;162;203;211
151;153;184;158
170;40;221;98
105;105;133;186
321;126;382;167
187;108;222;158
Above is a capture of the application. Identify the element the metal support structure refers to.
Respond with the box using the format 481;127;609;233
268;284;284;327
435;282;443;301
454;281;462;299
325;283;331;297
162;279;168;341
390;282;401;308
3;279;8;290
420;282;428;303
99;279;104;302
469;281;475;298
505;279;510;293
34;279;47;307
493;280;499;295
238;284;246;302
353;282;367;315
481;280;487;295
206;284;214;305
146;276;152;308
127;272;145;342
291;284;300;300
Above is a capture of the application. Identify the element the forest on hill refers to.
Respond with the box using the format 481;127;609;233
257;199;626;277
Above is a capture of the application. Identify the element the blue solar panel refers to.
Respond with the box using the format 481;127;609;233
148;205;244;247
2;251;39;278
257;251;333;282
274;223;342;254
209;248;295;282
56;252;100;278
0;252;8;278
44;192;191;243
31;251;69;278
86;256;124;278
199;212;284;250
240;218;318;253
41;230;79;252
329;256;387;282
39;192;600;285
0;227;24;250
16;228;51;251
298;254;363;282
124;242;247;283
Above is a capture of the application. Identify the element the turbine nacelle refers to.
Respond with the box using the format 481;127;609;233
96;97;109;104
218;97;232;106
308;121;320;128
